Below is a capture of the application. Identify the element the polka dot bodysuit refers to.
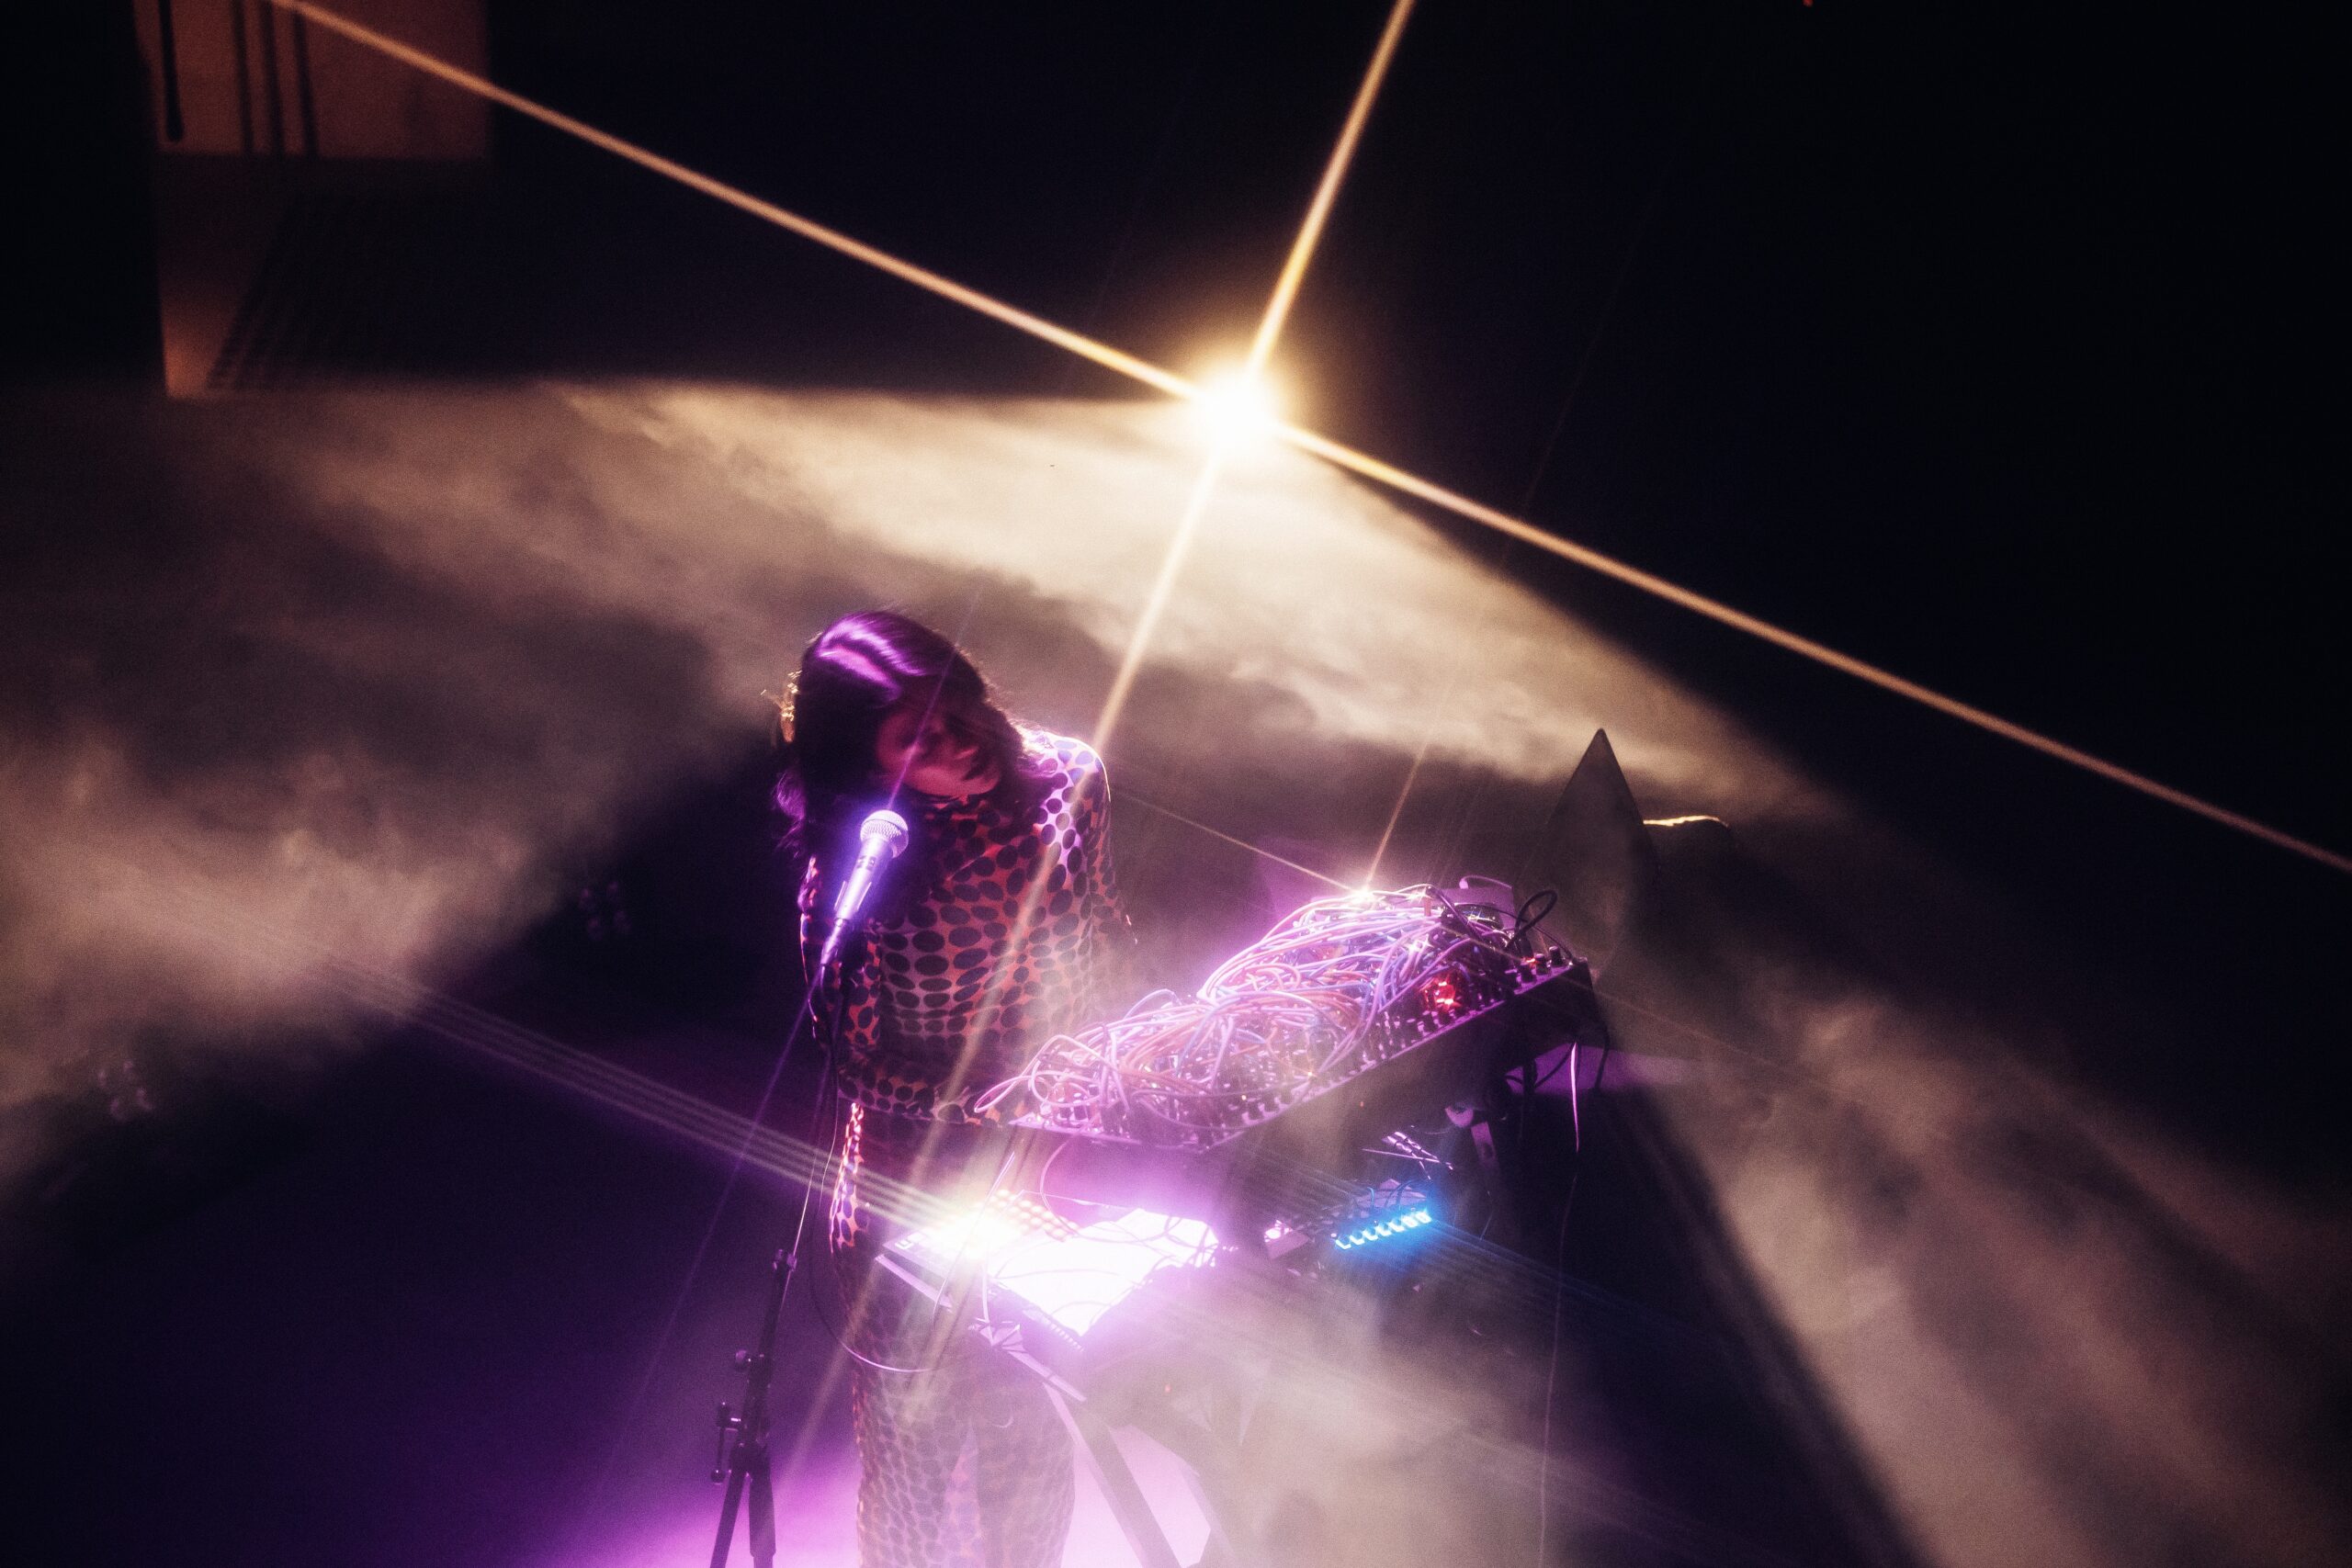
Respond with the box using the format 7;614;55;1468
809;729;1127;1128
800;728;1128;1568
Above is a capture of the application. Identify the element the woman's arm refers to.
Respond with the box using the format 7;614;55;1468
1068;742;1137;1006
1072;751;1133;949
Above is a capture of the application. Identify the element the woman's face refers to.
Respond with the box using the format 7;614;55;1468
873;701;1000;799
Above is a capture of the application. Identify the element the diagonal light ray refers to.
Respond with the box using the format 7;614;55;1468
270;0;1192;401
1087;440;1231;755
908;0;1428;1273
1125;792;1353;892
1361;727;1437;890
926;0;1424;1245
1091;0;1416;756
109;864;983;1232
1245;0;1417;377
266;0;2348;875
1273;423;2352;875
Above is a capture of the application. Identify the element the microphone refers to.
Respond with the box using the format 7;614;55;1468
818;808;910;972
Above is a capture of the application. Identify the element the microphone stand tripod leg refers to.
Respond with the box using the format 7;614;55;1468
746;1442;776;1568
710;1247;791;1568
709;1457;749;1568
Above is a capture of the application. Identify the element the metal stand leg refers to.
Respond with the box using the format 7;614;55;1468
1048;1386;1185;1568
708;1441;775;1568
1174;1461;1251;1568
710;1247;791;1568
709;1463;749;1568
1117;1386;1263;1568
745;1457;776;1567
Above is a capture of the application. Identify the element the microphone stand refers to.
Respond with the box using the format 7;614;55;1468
708;951;854;1568
707;1245;788;1568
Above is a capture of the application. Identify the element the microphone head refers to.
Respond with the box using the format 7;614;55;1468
859;807;911;852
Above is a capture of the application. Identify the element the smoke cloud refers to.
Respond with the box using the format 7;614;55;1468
6;384;2343;1566
0;381;1812;1114
1600;872;2352;1568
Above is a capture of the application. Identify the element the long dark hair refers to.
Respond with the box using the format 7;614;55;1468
773;611;1046;871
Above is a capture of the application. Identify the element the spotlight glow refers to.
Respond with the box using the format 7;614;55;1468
889;1199;1219;1340
277;0;2352;878
1190;368;1284;446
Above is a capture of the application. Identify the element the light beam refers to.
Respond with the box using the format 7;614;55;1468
263;0;2351;875
267;0;1193;403
1245;0;1418;378
1189;367;1285;446
1092;0;1415;750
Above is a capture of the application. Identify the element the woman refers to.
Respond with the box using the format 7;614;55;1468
775;610;1127;1568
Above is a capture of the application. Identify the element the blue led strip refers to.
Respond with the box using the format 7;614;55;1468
1332;1208;1433;1249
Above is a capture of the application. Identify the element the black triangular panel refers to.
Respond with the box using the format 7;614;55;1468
1518;729;1657;970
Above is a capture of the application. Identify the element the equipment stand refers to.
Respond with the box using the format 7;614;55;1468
1048;1388;1187;1568
709;1246;792;1568
709;955;854;1566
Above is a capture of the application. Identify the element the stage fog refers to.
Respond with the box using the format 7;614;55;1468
2;387;2343;1568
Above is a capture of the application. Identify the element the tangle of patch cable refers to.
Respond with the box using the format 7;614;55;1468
978;886;1517;1142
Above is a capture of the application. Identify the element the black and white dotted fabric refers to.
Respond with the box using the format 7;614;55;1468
800;728;1124;1568
803;728;1127;1124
